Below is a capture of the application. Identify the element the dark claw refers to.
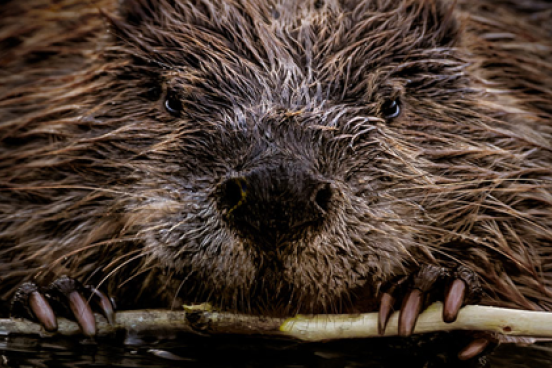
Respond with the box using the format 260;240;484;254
12;277;114;337
443;266;482;324
379;264;486;360
47;276;97;337
455;266;483;305
67;290;96;337
28;291;58;332
458;338;491;361
377;275;409;336
11;282;58;333
86;286;115;325
378;292;394;335
398;289;423;337
398;265;443;337
443;278;466;323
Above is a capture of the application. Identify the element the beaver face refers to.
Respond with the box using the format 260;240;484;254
107;0;470;315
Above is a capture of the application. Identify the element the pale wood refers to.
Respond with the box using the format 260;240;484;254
280;302;552;342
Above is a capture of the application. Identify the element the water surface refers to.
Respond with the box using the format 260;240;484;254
1;331;551;368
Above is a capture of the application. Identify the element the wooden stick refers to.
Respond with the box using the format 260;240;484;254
280;302;552;341
2;303;552;342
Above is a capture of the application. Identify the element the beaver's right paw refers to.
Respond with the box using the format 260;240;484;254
377;265;488;361
11;276;114;337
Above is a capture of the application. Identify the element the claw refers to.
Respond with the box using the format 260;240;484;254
378;292;394;335
28;291;57;332
12;277;114;337
443;278;466;323
89;287;115;325
397;265;443;337
458;338;490;361
398;289;423;337
68;291;96;337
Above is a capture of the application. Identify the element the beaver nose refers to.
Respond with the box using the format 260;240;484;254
218;166;333;244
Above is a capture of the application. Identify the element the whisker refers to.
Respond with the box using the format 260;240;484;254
0;185;142;197
171;271;193;310
94;251;152;292
118;265;158;288
47;237;141;272
101;248;144;273
412;224;538;275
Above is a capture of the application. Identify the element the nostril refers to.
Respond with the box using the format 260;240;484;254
314;183;333;213
220;177;247;215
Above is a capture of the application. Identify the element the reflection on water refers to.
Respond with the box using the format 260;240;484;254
1;332;551;368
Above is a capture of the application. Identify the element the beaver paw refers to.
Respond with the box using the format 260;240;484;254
378;265;488;360
11;276;114;337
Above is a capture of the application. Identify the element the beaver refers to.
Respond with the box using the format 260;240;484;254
1;0;551;362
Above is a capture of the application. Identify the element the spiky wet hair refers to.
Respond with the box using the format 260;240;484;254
1;0;552;315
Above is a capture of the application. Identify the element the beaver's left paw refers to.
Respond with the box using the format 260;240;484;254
378;265;488;360
11;276;114;337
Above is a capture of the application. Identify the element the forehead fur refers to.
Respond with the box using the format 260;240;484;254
112;0;459;108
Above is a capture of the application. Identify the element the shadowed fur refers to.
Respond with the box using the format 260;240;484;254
0;0;551;317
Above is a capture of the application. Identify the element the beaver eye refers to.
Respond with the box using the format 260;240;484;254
164;90;183;116
381;99;401;120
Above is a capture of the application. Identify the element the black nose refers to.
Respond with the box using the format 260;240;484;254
218;166;333;245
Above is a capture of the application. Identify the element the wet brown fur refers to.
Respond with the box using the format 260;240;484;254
1;0;552;317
